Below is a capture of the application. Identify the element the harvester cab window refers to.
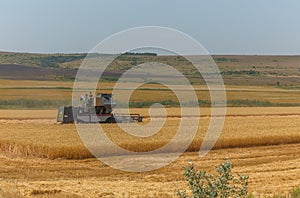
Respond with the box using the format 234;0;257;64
103;96;110;105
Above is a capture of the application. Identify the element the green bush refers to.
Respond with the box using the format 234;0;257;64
292;187;300;198
176;158;249;198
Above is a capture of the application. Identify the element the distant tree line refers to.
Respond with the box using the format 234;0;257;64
122;52;157;56
40;55;86;68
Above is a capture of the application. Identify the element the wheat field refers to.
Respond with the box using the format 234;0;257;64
1;53;300;197
0;107;300;197
0;107;299;159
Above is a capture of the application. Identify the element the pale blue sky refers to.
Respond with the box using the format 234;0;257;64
1;0;300;54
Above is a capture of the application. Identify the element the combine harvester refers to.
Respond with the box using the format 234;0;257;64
57;93;143;124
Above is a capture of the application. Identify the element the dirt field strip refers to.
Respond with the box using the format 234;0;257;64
1;106;300;119
142;113;300;119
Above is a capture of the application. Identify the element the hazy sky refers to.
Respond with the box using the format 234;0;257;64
1;0;300;54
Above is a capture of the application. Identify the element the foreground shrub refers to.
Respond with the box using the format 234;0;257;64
292;187;300;198
176;158;249;198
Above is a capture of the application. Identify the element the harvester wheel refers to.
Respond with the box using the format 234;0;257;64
106;117;116;123
137;117;143;122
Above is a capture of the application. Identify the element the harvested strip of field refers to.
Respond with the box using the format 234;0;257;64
0;119;55;124
0;143;299;197
0;110;57;119
1;107;300;119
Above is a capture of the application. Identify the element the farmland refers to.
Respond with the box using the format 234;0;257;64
1;52;300;87
1;79;300;109
0;143;299;197
0;108;299;197
0;53;300;197
0;107;300;159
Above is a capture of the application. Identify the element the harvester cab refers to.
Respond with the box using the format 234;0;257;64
94;93;116;114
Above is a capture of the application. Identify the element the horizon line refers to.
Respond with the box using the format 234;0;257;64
1;50;300;56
